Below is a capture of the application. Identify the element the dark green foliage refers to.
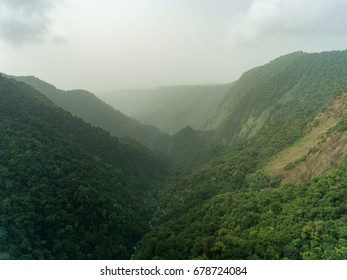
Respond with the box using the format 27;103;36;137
335;118;347;132
0;76;168;259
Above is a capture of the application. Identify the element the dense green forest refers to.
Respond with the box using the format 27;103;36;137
135;163;347;259
2;50;347;260
0;75;168;259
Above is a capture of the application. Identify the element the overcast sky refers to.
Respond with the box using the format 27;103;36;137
1;0;347;93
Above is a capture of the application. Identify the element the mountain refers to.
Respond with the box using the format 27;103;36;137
10;76;168;149
210;50;347;144
0;75;169;259
100;84;230;134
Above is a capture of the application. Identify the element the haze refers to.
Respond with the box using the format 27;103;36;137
1;0;347;93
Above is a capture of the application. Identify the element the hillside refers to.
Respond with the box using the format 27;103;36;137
0;75;169;259
210;51;347;144
101;84;230;134
11;76;168;149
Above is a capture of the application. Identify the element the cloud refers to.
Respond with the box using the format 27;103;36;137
0;0;60;46
227;0;347;47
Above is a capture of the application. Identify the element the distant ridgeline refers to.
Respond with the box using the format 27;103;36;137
3;50;347;260
108;84;231;135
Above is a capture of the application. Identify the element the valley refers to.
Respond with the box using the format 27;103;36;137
2;50;347;260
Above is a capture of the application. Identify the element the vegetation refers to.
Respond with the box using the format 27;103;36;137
0;75;168;259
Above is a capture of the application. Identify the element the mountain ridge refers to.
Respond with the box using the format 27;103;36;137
10;75;168;149
210;50;347;144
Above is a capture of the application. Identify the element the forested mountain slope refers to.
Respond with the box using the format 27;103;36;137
210;51;347;144
11;76;167;149
0;75;169;259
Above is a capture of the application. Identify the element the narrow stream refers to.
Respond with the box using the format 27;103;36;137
130;191;165;259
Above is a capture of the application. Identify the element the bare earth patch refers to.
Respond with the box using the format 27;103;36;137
265;92;347;184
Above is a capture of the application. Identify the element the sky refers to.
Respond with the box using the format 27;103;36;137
1;0;347;93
